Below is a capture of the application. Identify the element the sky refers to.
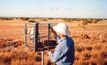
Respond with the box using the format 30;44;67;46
0;0;107;18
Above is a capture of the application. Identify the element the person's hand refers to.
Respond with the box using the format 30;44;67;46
48;51;53;62
48;51;52;56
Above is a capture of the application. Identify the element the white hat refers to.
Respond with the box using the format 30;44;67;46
53;23;70;37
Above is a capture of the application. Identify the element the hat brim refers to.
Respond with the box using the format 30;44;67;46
53;25;70;37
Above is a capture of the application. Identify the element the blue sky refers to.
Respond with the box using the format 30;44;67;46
0;0;107;18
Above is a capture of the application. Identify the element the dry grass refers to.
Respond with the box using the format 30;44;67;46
0;19;107;65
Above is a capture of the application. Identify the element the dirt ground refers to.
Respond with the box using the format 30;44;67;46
0;19;107;65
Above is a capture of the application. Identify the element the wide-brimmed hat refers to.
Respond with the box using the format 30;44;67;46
53;23;70;37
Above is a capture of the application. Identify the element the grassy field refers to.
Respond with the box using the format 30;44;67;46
0;18;107;65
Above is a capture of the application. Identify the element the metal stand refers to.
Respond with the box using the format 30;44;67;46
41;23;51;65
34;22;39;52
41;50;44;65
48;23;51;40
24;22;57;65
24;22;27;47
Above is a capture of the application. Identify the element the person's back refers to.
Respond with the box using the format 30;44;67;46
55;36;75;65
64;37;75;64
48;23;75;65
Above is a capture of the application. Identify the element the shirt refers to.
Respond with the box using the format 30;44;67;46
49;36;75;65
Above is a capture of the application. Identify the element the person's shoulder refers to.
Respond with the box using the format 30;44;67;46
59;39;68;48
67;37;74;42
61;38;67;43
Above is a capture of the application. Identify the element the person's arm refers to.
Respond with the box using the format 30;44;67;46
50;27;57;37
49;42;68;63
50;27;60;41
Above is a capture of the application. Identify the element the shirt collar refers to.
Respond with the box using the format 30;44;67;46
58;37;66;43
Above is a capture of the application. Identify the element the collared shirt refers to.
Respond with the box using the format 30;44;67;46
49;36;75;65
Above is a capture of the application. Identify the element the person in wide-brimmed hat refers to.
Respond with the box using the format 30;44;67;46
48;23;75;65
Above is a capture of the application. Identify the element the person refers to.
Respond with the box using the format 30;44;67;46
48;23;75;65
